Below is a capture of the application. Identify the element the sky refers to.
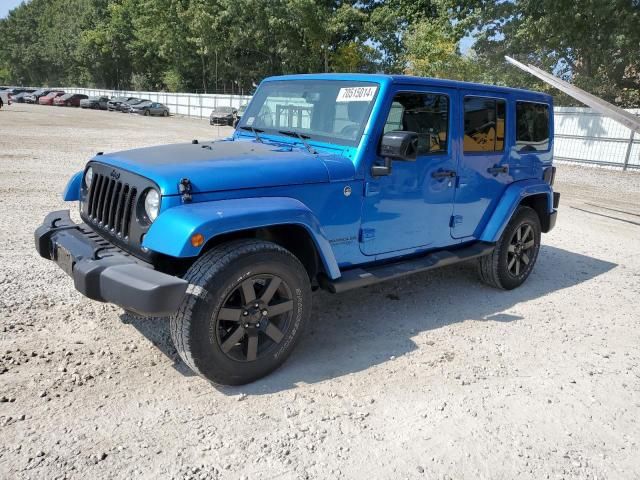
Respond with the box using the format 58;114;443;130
1;0;24;18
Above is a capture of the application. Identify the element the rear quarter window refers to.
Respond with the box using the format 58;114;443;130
516;102;550;152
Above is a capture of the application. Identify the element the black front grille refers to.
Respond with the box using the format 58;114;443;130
86;173;138;239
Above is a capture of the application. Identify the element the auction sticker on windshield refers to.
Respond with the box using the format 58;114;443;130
336;86;377;102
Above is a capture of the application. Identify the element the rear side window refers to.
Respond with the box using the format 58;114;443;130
382;92;449;155
464;97;506;153
516;102;550;151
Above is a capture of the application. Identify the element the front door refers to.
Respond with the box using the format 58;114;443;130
360;88;457;256
451;93;511;238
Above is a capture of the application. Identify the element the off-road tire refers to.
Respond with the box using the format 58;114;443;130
0;99;3;109
477;206;541;290
170;239;312;385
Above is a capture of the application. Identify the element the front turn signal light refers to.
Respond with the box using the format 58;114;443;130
191;233;204;248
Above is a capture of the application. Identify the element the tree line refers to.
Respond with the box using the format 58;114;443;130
1;0;638;106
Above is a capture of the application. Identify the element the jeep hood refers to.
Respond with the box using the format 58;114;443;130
95;140;354;195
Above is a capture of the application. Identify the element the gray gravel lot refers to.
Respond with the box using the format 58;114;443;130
1;104;640;480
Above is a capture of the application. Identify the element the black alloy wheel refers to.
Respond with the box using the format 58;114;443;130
477;206;541;290
507;223;536;277
170;239;311;385
215;274;294;362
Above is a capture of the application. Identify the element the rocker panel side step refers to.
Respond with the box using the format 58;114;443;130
324;242;495;294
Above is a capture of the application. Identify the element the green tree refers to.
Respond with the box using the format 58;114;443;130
445;0;640;105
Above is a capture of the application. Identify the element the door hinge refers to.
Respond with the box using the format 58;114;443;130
450;215;463;228
359;228;376;242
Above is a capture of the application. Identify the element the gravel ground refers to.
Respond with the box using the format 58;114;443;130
1;104;640;480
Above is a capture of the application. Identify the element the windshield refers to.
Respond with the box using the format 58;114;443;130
239;80;379;146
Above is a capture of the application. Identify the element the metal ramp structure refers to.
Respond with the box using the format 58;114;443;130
505;56;640;135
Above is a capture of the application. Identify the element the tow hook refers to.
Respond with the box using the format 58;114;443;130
179;178;192;203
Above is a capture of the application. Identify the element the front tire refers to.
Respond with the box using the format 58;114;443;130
477;206;541;290
171;239;312;385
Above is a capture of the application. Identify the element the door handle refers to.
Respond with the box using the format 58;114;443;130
487;165;509;175
431;170;456;179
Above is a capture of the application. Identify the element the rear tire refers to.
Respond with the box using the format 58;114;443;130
477;206;541;290
171;239;312;385
144;109;150;116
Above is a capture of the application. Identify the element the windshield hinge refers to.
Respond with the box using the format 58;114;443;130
179;178;192;203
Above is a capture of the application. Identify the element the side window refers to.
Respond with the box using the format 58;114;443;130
383;102;404;133
464;97;506;153
516;102;550;151
382;92;449;155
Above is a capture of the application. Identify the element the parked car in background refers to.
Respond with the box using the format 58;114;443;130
53;93;88;107
11;91;36;103
39;91;65;105
25;88;53;104
0;90;10;109
232;103;248;128
80;96;110;110
119;98;149;113
107;97;136;111
130;101;170;116
3;87;36;96
209;106;237;125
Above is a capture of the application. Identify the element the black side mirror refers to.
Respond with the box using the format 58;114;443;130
379;130;419;161
372;131;419;177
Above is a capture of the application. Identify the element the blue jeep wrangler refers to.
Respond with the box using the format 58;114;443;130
35;74;559;385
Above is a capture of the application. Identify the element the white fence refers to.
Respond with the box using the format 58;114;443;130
554;107;640;170
64;87;252;120
63;88;640;170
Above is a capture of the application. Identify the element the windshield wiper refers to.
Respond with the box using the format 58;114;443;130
278;130;317;154
238;125;264;143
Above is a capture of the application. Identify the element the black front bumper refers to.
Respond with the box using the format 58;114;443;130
35;210;188;316
210;118;232;125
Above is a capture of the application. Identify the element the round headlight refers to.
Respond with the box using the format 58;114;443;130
144;189;160;222
84;166;93;188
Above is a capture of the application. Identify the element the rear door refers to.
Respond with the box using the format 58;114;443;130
451;92;511;238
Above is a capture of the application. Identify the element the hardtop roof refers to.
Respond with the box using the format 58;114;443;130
262;73;552;103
